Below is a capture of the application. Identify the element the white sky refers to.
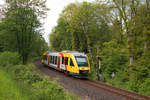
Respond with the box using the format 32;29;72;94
0;0;95;43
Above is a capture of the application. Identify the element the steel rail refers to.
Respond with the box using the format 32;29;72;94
83;79;150;100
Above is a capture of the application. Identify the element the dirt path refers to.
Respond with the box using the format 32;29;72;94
34;59;128;100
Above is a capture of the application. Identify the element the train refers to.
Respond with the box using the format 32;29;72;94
41;51;90;78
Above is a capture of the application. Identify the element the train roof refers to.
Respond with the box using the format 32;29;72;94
46;50;86;57
61;51;86;56
61;50;79;53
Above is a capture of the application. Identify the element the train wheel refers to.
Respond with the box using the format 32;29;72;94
64;71;70;76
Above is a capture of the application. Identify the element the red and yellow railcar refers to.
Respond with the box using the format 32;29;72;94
41;51;90;78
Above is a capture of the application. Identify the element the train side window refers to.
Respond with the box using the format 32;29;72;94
55;56;57;64
70;58;74;66
52;56;54;64
62;57;64;64
65;57;68;65
53;56;55;64
50;56;53;63
50;56;52;63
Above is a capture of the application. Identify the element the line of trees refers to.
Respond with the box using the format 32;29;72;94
0;0;48;64
49;0;150;95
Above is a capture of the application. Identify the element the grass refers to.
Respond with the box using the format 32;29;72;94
0;69;33;100
0;52;80;100
0;67;80;100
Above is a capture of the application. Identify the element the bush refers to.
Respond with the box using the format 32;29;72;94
14;64;42;84
14;64;80;100
139;78;150;96
32;77;65;100
100;40;128;80
0;51;21;67
0;69;32;100
0;51;80;100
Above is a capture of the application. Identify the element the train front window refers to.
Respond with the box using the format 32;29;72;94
65;57;68;65
75;56;88;67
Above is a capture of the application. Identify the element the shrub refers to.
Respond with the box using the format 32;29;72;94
0;51;80;100
14;64;42;84
0;51;21;67
0;69;32;100
13;64;80;100
32;77;65;100
139;78;150;96
100;40;128;80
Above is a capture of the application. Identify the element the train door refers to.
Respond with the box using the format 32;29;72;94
65;57;69;71
57;56;60;71
60;57;65;71
70;58;75;73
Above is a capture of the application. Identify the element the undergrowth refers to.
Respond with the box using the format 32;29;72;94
0;51;80;100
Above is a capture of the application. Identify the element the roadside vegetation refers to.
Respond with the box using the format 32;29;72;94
0;69;30;100
0;52;80;100
49;0;150;96
0;0;150;98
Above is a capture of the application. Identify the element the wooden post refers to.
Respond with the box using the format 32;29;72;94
97;56;101;81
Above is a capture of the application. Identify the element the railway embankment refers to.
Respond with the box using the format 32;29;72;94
0;52;80;100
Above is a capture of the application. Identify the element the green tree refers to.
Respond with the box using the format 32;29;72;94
0;0;48;64
69;2;111;63
49;3;77;51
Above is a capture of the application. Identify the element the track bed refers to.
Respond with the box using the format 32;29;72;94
34;59;150;100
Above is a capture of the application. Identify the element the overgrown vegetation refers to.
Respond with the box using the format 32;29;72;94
49;0;150;96
0;0;48;64
0;0;150;98
0;69;31;100
0;52;80;100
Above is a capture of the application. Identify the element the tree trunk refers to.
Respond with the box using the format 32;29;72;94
144;40;148;54
144;0;150;54
82;24;95;67
96;56;101;81
87;36;94;65
113;0;135;66
129;0;136;66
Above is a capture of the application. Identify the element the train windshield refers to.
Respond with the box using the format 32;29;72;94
75;56;88;67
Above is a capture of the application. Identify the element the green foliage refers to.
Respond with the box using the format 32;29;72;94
49;1;150;96
0;51;80;100
0;0;48;64
1;0;150;97
49;4;76;51
139;78;150;96
14;64;42;84
0;51;21;67
100;40;128;79
88;65;97;80
32;77;63;100
49;2;111;53
0;69;32;100
13;64;80;100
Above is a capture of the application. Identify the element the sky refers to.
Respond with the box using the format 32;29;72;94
0;0;95;43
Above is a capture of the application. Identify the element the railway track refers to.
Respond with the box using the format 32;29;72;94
34;59;150;100
82;79;150;100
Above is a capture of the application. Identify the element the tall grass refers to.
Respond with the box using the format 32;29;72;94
0;52;80;100
0;69;34;100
